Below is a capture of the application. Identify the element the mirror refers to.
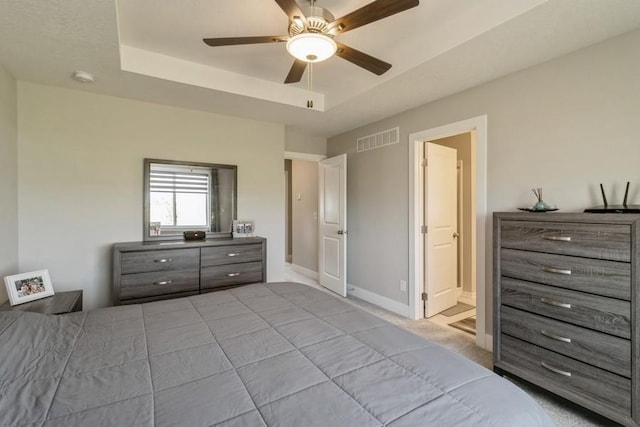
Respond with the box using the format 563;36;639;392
143;159;237;241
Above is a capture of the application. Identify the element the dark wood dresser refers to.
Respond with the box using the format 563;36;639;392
493;212;639;426
113;237;266;305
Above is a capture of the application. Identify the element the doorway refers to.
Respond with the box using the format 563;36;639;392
284;152;326;281
408;115;489;350
427;134;476;334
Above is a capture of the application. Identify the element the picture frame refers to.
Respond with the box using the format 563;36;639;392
4;270;55;306
233;220;255;238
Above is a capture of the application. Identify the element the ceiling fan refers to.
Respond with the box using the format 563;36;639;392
203;0;420;84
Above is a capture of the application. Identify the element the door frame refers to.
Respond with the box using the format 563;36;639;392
408;115;489;350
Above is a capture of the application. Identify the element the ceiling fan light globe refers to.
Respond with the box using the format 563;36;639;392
286;33;336;63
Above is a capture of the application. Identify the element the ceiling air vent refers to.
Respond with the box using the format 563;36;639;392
356;127;399;152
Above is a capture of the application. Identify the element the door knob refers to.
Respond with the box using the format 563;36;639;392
337;230;348;235
453;232;460;238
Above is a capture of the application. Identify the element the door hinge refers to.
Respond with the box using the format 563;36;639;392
421;158;427;167
421;292;428;301
421;225;428;234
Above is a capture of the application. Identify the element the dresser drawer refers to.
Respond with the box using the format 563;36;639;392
501;277;630;338
501;306;630;377
201;244;263;267
500;248;630;300
201;261;263;290
500;220;630;261
500;335;631;416
120;248;200;274
120;268;200;301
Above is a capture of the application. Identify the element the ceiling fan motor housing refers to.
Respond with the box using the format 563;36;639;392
289;6;335;36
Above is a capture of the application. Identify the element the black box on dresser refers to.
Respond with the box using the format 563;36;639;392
113;237;266;305
493;212;639;426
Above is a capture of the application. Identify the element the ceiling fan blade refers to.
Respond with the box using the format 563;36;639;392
329;0;419;34
284;59;307;84
335;42;391;75
274;0;307;24
203;36;289;47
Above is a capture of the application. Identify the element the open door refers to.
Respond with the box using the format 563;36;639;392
318;154;347;297
424;143;458;317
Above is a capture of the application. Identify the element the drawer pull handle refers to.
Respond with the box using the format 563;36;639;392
540;329;572;343
154;258;172;263
542;235;571;242
227;253;240;257
542;266;572;275
541;361;572;377
227;273;240;277
540;297;571;309
153;280;173;285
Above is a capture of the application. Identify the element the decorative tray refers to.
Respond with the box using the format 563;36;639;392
518;207;559;213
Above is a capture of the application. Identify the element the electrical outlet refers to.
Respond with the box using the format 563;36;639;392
400;280;407;292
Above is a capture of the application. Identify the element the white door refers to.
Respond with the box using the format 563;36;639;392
424;143;458;317
318;154;347;297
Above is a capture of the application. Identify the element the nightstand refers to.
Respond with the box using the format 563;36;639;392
0;290;83;314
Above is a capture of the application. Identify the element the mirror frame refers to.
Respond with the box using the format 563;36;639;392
143;158;237;241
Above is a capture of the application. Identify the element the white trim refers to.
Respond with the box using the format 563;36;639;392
284;151;327;162
458;291;476;306
348;284;410;318
408;115;489;351
485;334;493;353
290;263;319;280
457;159;464;289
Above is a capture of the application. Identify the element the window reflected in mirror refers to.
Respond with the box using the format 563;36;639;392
144;159;237;241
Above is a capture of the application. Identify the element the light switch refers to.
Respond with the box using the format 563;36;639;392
296;193;302;201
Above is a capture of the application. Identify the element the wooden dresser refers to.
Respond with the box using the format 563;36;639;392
113;237;266;305
493;212;639;426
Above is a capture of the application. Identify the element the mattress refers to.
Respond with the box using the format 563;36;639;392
0;282;553;426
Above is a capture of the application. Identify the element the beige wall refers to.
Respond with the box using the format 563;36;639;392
17;82;285;309
291;160;319;273
432;133;474;296
285;127;327;155
0;65;18;303
328;29;640;334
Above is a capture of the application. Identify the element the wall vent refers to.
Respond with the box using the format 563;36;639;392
356;127;399;152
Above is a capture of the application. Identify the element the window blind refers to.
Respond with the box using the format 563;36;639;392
150;171;209;194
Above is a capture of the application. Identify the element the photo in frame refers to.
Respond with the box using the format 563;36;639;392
3;270;55;306
233;220;255;238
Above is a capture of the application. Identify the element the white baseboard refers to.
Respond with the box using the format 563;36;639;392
290;264;318;280
458;291;476;306
348;284;409;318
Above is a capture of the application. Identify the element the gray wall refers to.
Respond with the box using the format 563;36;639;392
17;82;286;310
291;160;319;273
328;29;640;334
0;65;18;303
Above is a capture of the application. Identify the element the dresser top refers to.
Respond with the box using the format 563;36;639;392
114;236;265;252
494;212;640;225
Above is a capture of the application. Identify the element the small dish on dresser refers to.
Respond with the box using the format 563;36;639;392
518;207;559;212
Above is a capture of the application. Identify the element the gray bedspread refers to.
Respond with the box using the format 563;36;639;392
0;282;552;426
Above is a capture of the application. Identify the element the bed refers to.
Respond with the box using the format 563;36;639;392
0;282;552;426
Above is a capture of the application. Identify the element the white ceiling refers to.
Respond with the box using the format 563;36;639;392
1;0;640;137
